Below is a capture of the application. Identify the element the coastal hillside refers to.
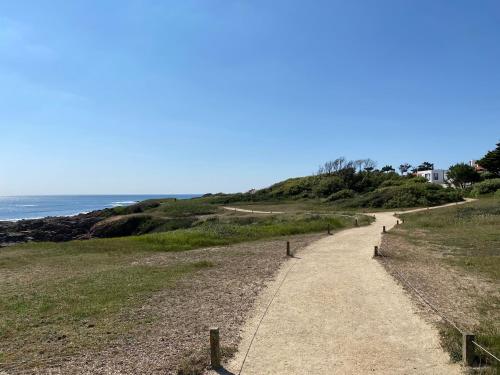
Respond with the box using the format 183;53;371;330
201;160;462;208
0;159;464;245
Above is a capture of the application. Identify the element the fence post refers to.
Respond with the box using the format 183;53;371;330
382;226;386;233
286;241;291;257
210;327;221;369
462;333;475;367
396;220;399;225
374;246;379;257
327;224;331;235
354;218;358;227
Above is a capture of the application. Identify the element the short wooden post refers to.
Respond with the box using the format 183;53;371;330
396;220;399;225
210;327;221;369
382;226;386;233
462;333;475;367
374;246;379;257
402;218;405;224
327;224;331;235
354;218;358;227
286;241;291;257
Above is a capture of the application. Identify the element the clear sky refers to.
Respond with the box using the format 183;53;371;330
1;1;499;195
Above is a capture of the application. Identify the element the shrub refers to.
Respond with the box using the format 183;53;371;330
337;184;462;208
313;176;344;197
111;200;161;215
324;189;355;202
380;179;404;187
470;178;500;197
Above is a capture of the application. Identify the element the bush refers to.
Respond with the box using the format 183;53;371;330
324;189;355;202
337;184;462;209
313;176;344;197
380;179;404;187
471;178;500;197
111;200;161;215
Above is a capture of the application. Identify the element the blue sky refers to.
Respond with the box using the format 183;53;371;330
0;1;499;195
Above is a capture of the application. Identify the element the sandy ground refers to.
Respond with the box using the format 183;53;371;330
215;207;469;375
222;207;284;214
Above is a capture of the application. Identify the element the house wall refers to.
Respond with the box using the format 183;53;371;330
416;169;448;184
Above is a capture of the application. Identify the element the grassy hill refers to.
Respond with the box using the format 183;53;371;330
200;170;462;208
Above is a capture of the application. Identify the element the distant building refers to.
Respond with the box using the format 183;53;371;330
416;169;448;185
469;160;486;172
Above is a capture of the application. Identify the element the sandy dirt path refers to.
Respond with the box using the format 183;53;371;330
222;207;285;214
219;204;471;374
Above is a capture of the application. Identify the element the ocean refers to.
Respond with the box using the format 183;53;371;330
0;195;201;221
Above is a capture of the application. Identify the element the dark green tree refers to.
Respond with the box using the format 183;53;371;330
399;163;412;175
478;141;500;176
381;165;395;173
417;161;434;171
447;163;480;188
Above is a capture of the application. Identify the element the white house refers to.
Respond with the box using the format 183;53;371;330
416;169;448;185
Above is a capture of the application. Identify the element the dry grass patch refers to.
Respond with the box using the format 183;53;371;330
380;198;500;372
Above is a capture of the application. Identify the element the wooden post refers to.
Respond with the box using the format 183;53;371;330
327;224;331;235
402;218;405;224
396;220;399;225
382;226;386;233
354;218;358;227
374;246;379;257
462;333;475;367
210;327;221;369
286;241;291;257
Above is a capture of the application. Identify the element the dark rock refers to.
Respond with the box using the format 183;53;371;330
0;210;106;245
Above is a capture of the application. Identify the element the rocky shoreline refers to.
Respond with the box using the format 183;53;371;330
0;210;107;246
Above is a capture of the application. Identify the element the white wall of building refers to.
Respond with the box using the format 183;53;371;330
416;169;448;185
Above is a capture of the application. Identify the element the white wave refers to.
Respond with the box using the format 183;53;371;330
110;201;138;207
2;216;44;222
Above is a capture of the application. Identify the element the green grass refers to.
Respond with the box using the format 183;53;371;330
0;261;212;367
398;197;500;366
149;200;219;217
0;213;370;369
399;198;500;279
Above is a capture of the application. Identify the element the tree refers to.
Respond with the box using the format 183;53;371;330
381;165;395;173
417;161;434;171
399;163;412;175
361;158;377;172
478;141;500;176
447;163;480;189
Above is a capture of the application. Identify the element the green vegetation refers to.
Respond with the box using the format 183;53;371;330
447;162;480;188
200;157;461;209
91;199;219;238
0;212;369;368
470;178;500;197
397;198;500;366
0;260;212;367
335;182;462;209
478;141;500;176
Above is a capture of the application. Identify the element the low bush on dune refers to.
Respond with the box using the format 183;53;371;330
324;189;356;202
335;182;462;209
470;178;500;197
109;199;162;216
91;215;196;238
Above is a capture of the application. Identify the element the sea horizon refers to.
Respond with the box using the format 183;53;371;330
0;194;202;221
